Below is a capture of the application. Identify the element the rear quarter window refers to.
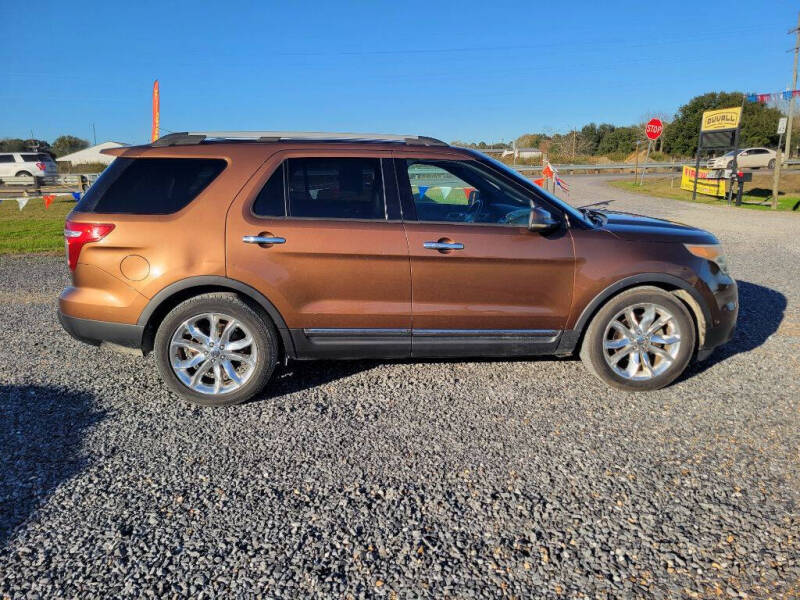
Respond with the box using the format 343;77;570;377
75;157;226;214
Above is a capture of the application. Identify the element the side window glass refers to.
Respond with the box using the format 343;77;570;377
287;157;385;220
405;159;532;225
252;164;285;217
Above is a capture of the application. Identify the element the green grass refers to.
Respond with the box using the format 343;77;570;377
609;178;800;212
0;195;74;254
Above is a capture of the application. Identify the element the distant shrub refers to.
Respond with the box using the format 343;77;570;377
58;162;108;174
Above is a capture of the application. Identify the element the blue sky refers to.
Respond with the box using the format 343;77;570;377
1;1;797;145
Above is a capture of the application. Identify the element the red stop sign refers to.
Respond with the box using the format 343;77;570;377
645;118;663;140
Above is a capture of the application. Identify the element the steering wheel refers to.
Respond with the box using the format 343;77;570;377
500;207;531;225
463;197;483;222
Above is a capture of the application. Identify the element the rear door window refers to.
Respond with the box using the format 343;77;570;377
0;155;14;163
75;157;226;214
287;157;385;220
252;163;286;217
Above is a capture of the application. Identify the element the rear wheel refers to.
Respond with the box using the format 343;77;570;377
580;287;695;391
154;292;278;406
15;170;32;177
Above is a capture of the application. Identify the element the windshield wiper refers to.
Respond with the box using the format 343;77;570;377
578;199;614;209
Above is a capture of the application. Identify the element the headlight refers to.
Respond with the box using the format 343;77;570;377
684;243;730;275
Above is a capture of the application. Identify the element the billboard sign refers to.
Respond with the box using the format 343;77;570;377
701;107;742;132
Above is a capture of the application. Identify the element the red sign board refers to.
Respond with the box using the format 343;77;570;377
645;118;663;140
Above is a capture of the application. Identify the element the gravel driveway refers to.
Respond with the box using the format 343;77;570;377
1;177;798;598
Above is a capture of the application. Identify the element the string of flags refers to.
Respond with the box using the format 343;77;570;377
746;89;800;103
534;161;569;193
0;191;81;210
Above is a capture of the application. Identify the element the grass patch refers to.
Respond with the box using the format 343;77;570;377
609;173;800;212
0;196;74;254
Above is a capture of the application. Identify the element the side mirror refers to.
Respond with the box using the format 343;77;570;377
528;205;559;232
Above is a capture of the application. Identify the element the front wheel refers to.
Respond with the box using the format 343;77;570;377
580;287;696;391
154;292;278;406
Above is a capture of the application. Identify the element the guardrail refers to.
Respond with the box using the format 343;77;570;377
510;158;800;174
0;173;101;188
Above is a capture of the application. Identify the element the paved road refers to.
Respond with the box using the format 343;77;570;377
1;178;798;598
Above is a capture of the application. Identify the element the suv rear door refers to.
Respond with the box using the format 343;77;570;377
226;150;411;358
392;152;575;357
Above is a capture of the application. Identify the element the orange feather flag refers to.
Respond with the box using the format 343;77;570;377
151;80;160;142
43;194;55;208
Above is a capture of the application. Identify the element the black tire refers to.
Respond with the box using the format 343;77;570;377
579;286;696;392
15;170;32;177
768;159;776;169
154;292;278;406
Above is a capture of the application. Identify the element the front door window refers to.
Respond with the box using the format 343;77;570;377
404;159;532;226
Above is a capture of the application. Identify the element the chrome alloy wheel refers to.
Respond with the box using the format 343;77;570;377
602;303;681;381
169;312;258;395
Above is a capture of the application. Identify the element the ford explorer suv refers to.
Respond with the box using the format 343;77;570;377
58;131;738;406
0;152;58;181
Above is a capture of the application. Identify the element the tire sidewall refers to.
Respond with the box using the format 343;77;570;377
583;289;696;392
154;295;277;406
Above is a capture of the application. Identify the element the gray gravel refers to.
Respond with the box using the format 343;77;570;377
1;177;799;598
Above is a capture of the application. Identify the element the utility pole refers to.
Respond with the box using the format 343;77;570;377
784;11;800;161
572;128;576;160
92;123;97;145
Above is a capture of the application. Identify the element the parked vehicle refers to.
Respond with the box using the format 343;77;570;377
707;147;776;170
0;152;58;181
58;131;738;406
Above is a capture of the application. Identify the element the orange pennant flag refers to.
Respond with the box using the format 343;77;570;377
43;194;55;208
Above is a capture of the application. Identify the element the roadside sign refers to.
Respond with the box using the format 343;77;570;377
645;118;663;140
778;117;788;134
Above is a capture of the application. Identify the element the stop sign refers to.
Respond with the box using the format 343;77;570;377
645;118;663;140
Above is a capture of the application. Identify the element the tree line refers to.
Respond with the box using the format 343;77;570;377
0;135;90;157
453;91;785;159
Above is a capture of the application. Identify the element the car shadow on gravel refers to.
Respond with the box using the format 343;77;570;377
685;279;786;378
0;385;104;546
255;360;380;401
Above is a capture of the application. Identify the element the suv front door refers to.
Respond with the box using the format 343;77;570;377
226;151;411;358
393;154;575;357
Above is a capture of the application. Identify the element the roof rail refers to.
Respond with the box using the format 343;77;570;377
151;131;448;147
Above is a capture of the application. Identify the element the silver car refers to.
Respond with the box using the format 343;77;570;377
0;152;58;182
707;147;777;170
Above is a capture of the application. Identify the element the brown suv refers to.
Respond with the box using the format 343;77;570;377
58;131;738;406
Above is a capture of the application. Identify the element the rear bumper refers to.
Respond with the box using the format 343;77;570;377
58;311;144;349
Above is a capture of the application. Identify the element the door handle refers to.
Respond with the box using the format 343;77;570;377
423;241;464;250
243;235;286;245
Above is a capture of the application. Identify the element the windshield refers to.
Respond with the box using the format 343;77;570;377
468;149;590;226
723;151;737;157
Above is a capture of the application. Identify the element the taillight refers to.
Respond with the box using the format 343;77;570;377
64;221;114;271
35;162;46;171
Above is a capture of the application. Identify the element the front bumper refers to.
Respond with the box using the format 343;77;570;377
58;311;144;349
696;278;738;361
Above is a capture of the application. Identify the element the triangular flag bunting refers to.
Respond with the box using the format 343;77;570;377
533;178;545;187
44;194;55;209
17;197;29;211
418;185;428;200
71;191;81;201
463;187;476;202
439;187;451;201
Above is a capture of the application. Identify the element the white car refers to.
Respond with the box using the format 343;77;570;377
0;152;58;181
707;147;777;170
